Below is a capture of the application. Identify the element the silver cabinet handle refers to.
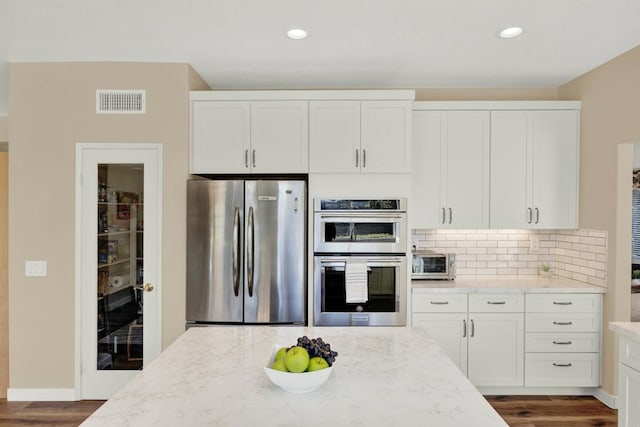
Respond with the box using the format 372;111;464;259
252;149;256;168
232;206;241;297
244;149;249;168
247;206;255;297
430;301;450;305
355;149;359;167
553;340;573;345
528;207;533;224
442;207;446;224
362;149;367;168
553;321;573;325
553;362;572;367
553;301;573;305
470;319;475;337
448;207;453;224
487;301;506;305
463;319;467;338
535;207;540;224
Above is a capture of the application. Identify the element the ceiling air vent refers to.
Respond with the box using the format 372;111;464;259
96;90;146;114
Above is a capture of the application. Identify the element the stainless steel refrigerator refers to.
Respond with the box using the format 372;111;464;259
186;179;306;325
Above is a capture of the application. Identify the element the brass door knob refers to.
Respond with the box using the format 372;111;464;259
143;283;154;292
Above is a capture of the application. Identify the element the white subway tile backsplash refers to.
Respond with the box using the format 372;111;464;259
412;228;608;287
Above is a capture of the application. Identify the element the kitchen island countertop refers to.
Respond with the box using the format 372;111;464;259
609;321;640;342
412;275;606;293
81;326;507;426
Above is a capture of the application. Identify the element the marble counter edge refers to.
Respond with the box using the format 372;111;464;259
609;322;640;342
412;276;606;294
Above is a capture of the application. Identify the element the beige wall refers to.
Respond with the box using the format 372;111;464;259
0;152;8;397
8;62;201;389
559;45;640;395
0;116;8;142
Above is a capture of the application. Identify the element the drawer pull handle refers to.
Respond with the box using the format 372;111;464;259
553;301;573;305
553;321;573;325
487;301;506;305
430;301;449;305
553;340;573;345
552;362;573;367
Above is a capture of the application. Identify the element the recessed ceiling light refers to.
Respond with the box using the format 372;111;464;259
499;26;523;39
287;29;308;40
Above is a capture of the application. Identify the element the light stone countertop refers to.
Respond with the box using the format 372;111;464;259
412;275;606;294
609;322;640;342
81;326;507;427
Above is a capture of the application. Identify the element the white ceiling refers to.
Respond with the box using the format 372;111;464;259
1;0;640;115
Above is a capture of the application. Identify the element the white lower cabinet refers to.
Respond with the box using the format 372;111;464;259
524;293;601;387
412;289;603;390
618;336;640;427
412;292;524;387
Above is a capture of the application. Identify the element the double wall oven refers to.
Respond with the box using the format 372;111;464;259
313;198;407;326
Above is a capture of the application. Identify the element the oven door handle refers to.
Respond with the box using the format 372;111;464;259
318;257;404;266
319;213;405;219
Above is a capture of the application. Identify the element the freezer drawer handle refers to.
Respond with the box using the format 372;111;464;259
552;362;573;367
553;321;573;325
247;206;255;297
232;206;241;297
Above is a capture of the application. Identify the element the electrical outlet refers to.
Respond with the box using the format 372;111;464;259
529;237;540;252
25;260;47;277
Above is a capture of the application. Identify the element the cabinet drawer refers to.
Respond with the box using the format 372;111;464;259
468;293;524;313
412;293;467;313
526;332;600;353
525;353;600;387
526;293;601;313
526;313;601;333
620;337;640;372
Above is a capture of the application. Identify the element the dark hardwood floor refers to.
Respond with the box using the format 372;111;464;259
0;395;617;426
486;395;618;427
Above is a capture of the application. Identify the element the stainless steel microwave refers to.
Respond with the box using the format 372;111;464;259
411;251;456;280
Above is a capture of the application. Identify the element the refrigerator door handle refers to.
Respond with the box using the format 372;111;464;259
247;206;255;297
232;206;241;297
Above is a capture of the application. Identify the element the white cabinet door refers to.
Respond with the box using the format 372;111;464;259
190;101;251;174
531;110;579;228
442;111;490;228
411;111;444;228
490;110;579;229
250;101;309;173
413;313;468;375
361;101;412;173
619;361;640;427
467;312;524;387
309;101;361;173
490;111;529;228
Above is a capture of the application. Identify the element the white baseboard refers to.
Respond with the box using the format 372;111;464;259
7;388;78;401
593;387;617;409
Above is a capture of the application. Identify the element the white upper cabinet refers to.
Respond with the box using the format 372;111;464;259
309;100;412;173
412;110;490;228
491;109;579;229
190;99;308;174
190;101;250;174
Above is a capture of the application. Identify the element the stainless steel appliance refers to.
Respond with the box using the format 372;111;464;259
411;250;456;280
313;198;407;326
314;198;407;254
186;179;306;325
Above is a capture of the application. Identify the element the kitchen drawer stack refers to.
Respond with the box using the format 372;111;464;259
524;293;601;387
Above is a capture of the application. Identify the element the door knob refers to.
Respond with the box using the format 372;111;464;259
143;283;154;292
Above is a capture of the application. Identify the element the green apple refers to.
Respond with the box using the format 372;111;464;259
283;346;310;373
274;347;288;362
307;356;329;372
271;358;288;372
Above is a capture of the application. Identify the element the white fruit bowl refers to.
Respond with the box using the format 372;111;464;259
263;344;333;393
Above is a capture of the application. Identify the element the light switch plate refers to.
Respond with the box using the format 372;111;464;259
529;236;540;252
25;260;47;277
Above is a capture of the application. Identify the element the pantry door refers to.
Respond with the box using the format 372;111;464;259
77;143;162;399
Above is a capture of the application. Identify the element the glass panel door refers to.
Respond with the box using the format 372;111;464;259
96;164;144;370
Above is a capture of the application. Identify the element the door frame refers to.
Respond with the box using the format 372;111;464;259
74;143;163;399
